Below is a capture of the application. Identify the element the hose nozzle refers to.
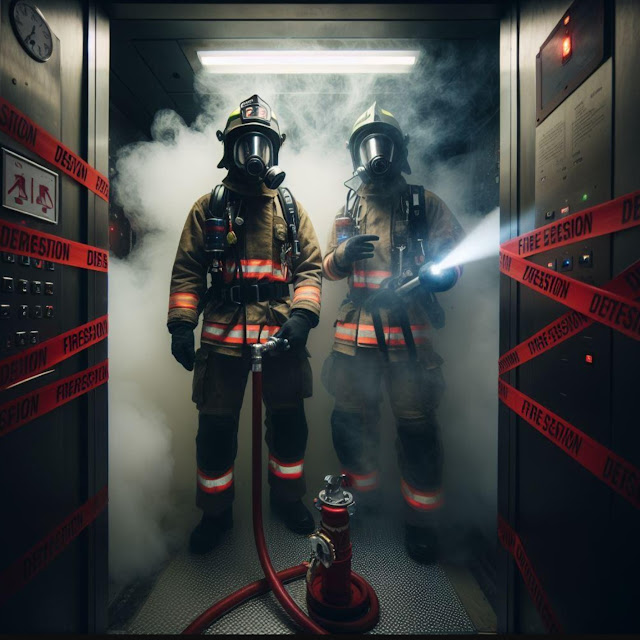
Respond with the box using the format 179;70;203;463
251;337;290;371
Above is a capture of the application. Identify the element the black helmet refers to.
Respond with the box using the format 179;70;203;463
345;102;411;190
216;95;286;188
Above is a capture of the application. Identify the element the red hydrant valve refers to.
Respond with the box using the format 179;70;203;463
305;474;380;633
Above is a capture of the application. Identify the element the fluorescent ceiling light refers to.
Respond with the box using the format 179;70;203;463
197;50;419;74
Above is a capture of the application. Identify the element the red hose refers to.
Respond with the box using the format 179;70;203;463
252;369;328;635
182;564;308;634
182;356;377;635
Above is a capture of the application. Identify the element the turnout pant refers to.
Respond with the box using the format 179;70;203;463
325;349;445;526
191;344;313;515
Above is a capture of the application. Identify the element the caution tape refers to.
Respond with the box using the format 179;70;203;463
499;258;640;374
499;379;640;509
0;486;108;606
500;249;640;342
0;315;108;390
498;193;640;625
0;97;109;201
0;219;108;272
501;190;640;257
498;515;563;633
0;360;108;438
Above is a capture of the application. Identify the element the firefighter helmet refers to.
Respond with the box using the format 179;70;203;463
347;102;411;178
216;94;286;170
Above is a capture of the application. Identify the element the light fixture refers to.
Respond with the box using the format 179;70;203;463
197;50;419;74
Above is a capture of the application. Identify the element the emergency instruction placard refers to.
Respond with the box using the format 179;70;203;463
2;147;58;223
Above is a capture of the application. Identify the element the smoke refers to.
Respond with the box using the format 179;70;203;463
108;38;499;585
439;207;500;270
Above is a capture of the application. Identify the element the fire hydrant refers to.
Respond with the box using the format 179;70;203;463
305;474;379;633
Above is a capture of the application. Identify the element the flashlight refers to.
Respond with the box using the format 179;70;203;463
418;261;458;292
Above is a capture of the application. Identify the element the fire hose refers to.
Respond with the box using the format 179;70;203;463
182;338;379;635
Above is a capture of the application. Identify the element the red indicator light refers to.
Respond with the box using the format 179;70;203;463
564;15;570;25
562;36;572;60
585;354;593;364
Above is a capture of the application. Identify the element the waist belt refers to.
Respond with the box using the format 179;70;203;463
216;282;290;304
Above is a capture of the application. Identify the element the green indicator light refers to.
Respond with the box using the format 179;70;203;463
582;193;588;201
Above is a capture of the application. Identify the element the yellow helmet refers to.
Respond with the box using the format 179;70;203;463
347;102;411;177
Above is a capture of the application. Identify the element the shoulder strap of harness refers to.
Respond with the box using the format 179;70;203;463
406;184;428;244
277;186;301;258
208;184;228;219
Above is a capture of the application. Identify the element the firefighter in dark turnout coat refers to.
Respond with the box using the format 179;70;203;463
168;96;322;553
322;103;464;563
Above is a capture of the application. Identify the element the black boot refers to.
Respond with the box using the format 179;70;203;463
405;523;439;564
189;508;233;554
270;493;315;535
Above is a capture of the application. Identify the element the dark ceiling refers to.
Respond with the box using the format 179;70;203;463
107;3;501;137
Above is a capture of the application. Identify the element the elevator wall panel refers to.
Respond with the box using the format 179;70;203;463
0;0;108;632
499;0;640;632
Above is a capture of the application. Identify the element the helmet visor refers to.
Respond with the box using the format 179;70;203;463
357;134;395;176
234;132;273;176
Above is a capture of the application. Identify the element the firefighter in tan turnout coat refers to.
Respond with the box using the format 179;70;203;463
322;103;465;563
168;95;322;553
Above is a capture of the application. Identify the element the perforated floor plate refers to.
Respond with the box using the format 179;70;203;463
122;506;476;635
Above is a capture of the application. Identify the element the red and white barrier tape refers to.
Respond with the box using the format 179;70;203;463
0;97;109;201
0;486;108;605
0;360;109;438
0;219;108;272
498;516;563;633
498;192;640;629
0;315;108;390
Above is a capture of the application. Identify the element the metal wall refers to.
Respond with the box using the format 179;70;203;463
0;0;109;632
498;0;640;633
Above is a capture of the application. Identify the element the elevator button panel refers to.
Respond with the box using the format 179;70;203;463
1;244;62;353
2;277;14;293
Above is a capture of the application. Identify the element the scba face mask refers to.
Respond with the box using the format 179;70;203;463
345;133;398;191
356;133;396;179
233;131;285;189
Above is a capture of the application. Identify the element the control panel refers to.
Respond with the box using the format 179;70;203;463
0;248;61;363
526;59;613;434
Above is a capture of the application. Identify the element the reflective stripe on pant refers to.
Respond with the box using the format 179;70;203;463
265;404;307;501
328;350;445;524
193;346;312;514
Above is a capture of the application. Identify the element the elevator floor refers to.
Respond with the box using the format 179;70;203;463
108;503;495;635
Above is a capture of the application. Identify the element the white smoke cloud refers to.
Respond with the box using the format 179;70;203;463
108;39;499;585
439;207;500;270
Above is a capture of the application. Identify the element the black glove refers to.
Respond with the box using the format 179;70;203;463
168;321;196;371
334;234;379;270
275;309;317;351
418;262;459;293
